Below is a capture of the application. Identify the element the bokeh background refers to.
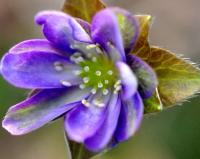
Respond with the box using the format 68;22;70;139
0;0;200;158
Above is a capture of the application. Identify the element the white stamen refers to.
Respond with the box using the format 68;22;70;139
116;80;121;85
86;44;96;50
114;90;118;94
84;66;90;72
103;89;109;95
93;99;105;107
72;44;79;49
74;70;82;75
98;82;103;88
114;80;122;88
82;99;90;107
104;80;109;84
91;88;97;94
87;53;92;58
96;70;101;76
70;53;81;61
70;53;84;63
113;81;122;93
79;84;86;89
95;47;102;54
73;52;82;56
75;57;84;63
54;61;64;71
83;77;89;83
70;56;75;62
116;85;122;90
60;80;72;87
108;70;113;75
92;57;97;62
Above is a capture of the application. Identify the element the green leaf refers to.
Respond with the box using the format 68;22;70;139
62;0;106;22
144;88;163;113
131;15;152;60
147;47;200;107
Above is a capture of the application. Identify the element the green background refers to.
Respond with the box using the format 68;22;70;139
0;0;200;158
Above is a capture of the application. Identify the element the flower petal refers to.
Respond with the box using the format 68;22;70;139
111;7;139;53
91;8;125;61
9;39;62;55
2;87;89;135
0;51;81;89
35;11;92;52
76;18;91;35
116;61;138;100
127;54;158;99
115;92;143;142
84;94;121;152
64;92;111;142
64;104;106;143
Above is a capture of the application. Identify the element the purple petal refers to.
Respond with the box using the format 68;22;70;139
84;94;121;152
2;87;89;135
0;51;81;89
76;18;91;35
110;7;139;53
64;104;107;143
115;92;143;142
91;8;125;61
116;61;138;100
64;92;111;142
127;54;158;99
35;11;92;52
9;39;62;55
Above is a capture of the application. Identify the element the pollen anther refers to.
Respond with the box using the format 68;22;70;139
84;66;90;72
91;88;97;94
60;80;72;87
108;70;113;75
93;99;105;107
86;44;96;50
98;82;103;88
82;99;90;107
92;57;97;62
103;89;109;95
104;80;109;84
83;77;89;83
54;61;64;71
96;70;101;76
79;84;86;89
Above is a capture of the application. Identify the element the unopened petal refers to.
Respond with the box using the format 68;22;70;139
35;11;92;52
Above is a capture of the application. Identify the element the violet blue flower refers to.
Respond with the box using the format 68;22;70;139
0;7;158;152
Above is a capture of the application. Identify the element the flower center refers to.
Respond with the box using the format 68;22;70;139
69;43;122;107
78;54;118;94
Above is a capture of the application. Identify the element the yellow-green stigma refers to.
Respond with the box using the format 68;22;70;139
79;54;118;94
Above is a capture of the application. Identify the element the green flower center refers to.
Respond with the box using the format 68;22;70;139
79;54;118;95
68;43;122;107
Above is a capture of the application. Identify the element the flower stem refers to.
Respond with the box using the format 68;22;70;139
64;131;95;159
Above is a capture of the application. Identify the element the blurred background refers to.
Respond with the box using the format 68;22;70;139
0;0;200;158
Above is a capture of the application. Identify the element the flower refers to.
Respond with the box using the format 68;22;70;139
0;8;158;152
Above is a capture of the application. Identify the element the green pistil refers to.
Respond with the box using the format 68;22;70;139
79;55;118;91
